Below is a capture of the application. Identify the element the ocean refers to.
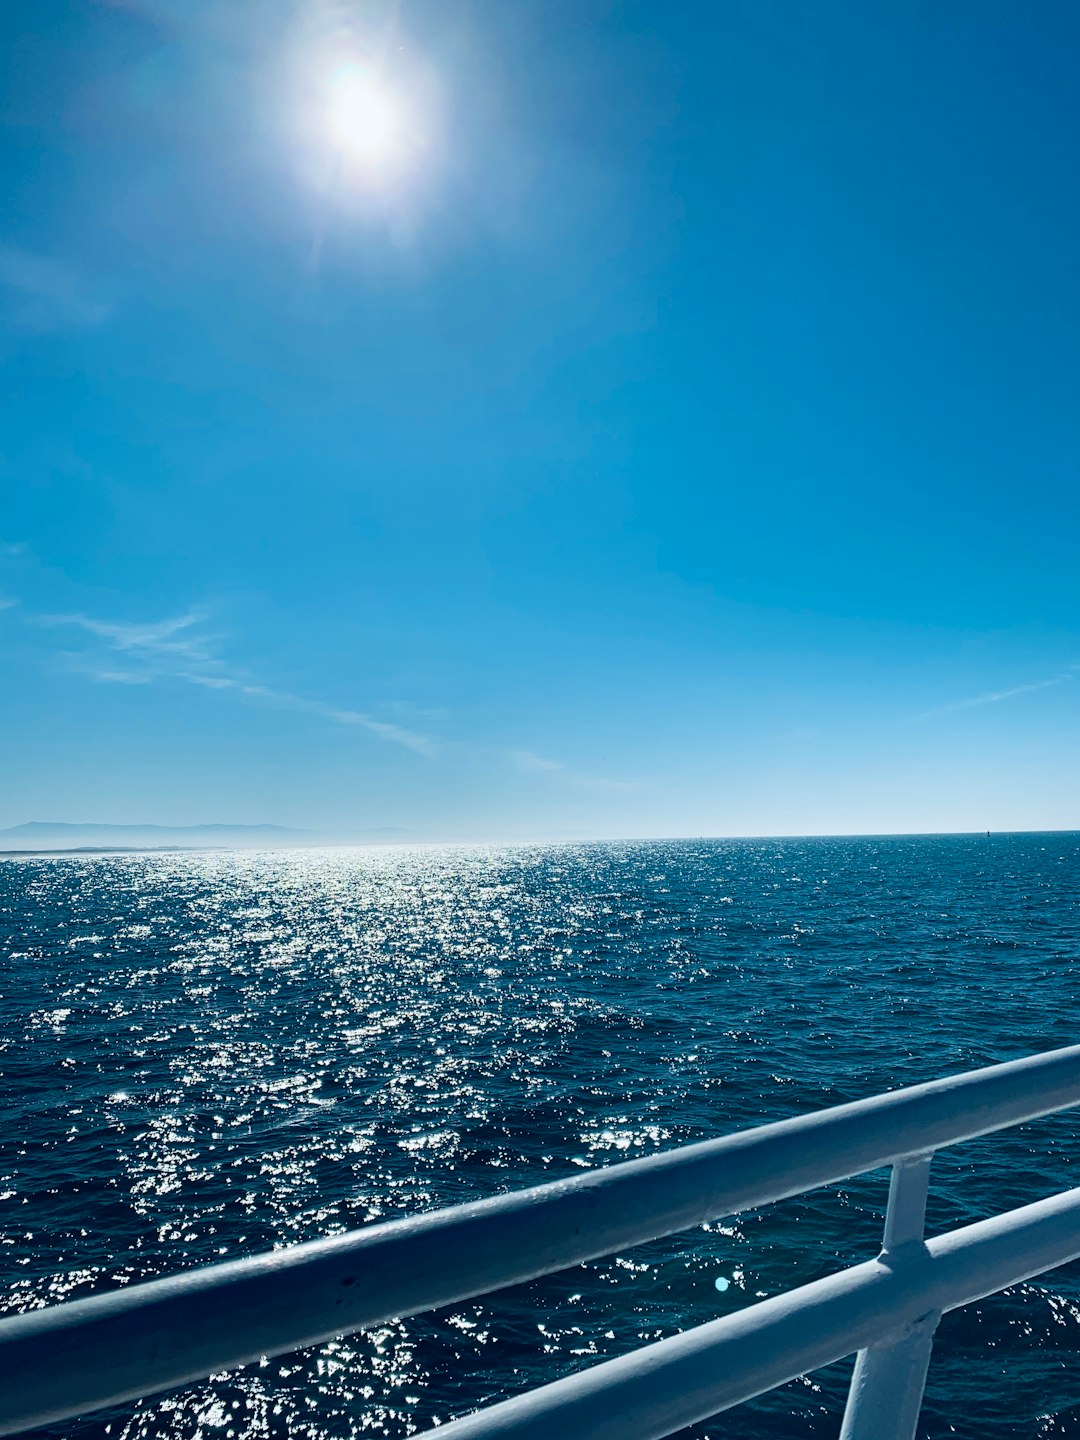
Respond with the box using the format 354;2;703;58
2;834;1079;1439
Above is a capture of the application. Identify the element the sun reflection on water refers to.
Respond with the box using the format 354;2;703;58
3;839;1080;1437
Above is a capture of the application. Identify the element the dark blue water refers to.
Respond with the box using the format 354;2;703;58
2;835;1079;1439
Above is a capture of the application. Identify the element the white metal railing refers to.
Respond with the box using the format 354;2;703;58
2;1044;1080;1439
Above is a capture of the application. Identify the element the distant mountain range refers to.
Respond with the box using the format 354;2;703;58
0;822;314;852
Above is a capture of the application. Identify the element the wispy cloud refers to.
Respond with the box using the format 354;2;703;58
180;670;437;755
512;749;566;774
42;609;216;662
68;665;154;685
917;670;1076;719
41;608;438;756
0;247;110;333
510;748;635;791
34;606;632;777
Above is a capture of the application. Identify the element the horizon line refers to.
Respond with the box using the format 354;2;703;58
1;824;1078;859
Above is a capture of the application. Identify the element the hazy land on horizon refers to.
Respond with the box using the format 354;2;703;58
3;820;1077;856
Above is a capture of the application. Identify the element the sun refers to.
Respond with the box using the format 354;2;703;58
328;63;408;174
321;60;421;185
282;34;439;218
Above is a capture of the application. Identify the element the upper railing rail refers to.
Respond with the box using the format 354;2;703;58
2;1043;1080;1437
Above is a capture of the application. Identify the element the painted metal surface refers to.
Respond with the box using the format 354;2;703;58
414;1187;1080;1440
839;1154;936;1440
1;1044;1079;1436
881;1154;933;1252
838;1313;940;1440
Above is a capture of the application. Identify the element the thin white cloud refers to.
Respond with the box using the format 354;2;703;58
41;608;438;756
324;708;436;755
511;748;566;774
42;609;215;664
0;247;110;332
69;665;154;685
34;606;628;775
918;671;1075;719
181;671;437;756
510;748;635;791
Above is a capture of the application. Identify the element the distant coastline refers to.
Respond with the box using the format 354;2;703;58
0;822;410;856
0;845;307;858
2;823;1078;859
0;822;304;853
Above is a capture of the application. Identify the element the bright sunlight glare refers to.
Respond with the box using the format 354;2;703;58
323;61;419;181
280;14;442;225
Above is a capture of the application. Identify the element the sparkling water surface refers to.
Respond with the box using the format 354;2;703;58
2;835;1079;1439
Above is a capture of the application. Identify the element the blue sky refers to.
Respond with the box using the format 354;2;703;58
2;0;1079;841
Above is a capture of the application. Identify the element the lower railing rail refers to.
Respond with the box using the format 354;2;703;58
421;1187;1080;1440
2;1044;1080;1440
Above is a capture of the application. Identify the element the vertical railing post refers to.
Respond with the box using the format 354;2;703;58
838;1154;940;1440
